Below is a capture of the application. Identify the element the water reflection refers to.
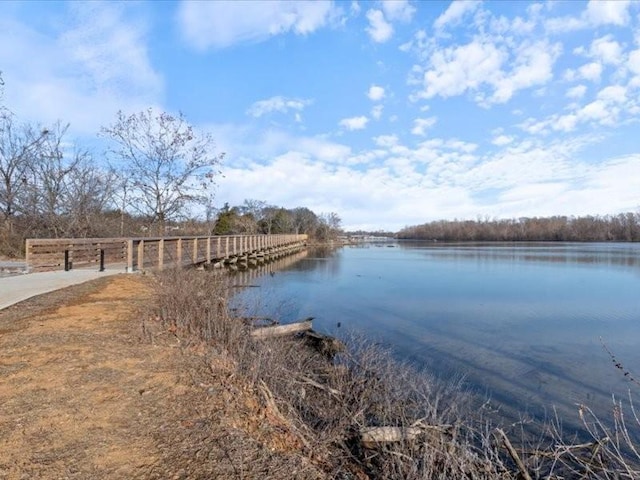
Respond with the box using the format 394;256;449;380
398;241;640;273
233;242;640;436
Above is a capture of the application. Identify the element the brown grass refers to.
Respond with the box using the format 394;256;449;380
151;267;640;479
4;266;636;479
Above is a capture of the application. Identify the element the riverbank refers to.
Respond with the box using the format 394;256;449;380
1;271;638;478
0;274;321;479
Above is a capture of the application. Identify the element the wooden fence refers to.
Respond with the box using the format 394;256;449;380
25;234;308;272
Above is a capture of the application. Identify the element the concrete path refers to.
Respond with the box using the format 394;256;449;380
0;268;125;311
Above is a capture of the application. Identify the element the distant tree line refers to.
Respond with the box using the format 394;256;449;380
397;213;640;242
0;73;340;257
209;199;342;241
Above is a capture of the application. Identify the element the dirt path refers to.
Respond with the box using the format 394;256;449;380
0;275;170;478
0;275;321;480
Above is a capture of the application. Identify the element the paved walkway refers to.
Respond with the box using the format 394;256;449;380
0;268;124;310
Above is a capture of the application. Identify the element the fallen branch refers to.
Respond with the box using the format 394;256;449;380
251;318;313;338
298;376;342;397
360;426;422;448
238;316;279;327
494;428;532;480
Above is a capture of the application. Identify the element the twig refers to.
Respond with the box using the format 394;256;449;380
495;428;533;480
601;338;640;387
298;376;342;397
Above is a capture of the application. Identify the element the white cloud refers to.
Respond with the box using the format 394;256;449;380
371;104;384;120
410;117;436;136
566;84;587;99
373;134;399;147
363;1;414;44
459;138;587;191
527;78;634;135
585;0;631;27
579;100;610;121
597;85;627;103
418;40;506;100
433;0;481;30
492;135;513;146
61;4;161;96
366;9;393;43
490;41;561;103
381;0;415;22
247;96;312;117
590;35;623;65
339;115;369;130
413;5;563;107
578;62;603;82
499;182;568;203
367;84;385;101
554;114;579;132
628;49;640;75
0;3;162;135
544;16;586;34
212;119;640;230
546;0;632;32
177;1;339;50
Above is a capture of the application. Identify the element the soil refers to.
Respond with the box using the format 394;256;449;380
0;275;321;480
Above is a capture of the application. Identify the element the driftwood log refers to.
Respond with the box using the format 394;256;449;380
360;427;423;448
251;318;313;338
359;423;453;449
239;316;279;327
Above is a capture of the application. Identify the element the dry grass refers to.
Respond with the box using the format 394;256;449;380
150;267;640;479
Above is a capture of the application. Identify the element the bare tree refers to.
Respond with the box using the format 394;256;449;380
291;206;318;234
0;113;49;231
13;122;115;239
101;108;224;235
240;199;268;220
63;155;116;237
316;212;342;240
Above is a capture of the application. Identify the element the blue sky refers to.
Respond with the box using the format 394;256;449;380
1;0;639;231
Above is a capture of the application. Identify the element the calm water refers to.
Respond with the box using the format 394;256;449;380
234;242;640;430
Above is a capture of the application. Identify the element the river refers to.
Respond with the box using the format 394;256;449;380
233;241;640;434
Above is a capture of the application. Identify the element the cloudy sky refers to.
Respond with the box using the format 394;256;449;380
1;1;639;231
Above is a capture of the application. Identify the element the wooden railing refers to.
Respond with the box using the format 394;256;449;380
25;234;308;272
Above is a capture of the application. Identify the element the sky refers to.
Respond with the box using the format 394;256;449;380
1;0;639;231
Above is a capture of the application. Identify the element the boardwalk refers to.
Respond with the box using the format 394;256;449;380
26;234;307;272
1;234;308;311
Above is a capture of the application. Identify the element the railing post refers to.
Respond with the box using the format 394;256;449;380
126;239;134;273
158;239;165;270
137;240;144;271
25;239;32;271
225;237;229;258
193;237;198;264
206;237;211;264
176;238;182;267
